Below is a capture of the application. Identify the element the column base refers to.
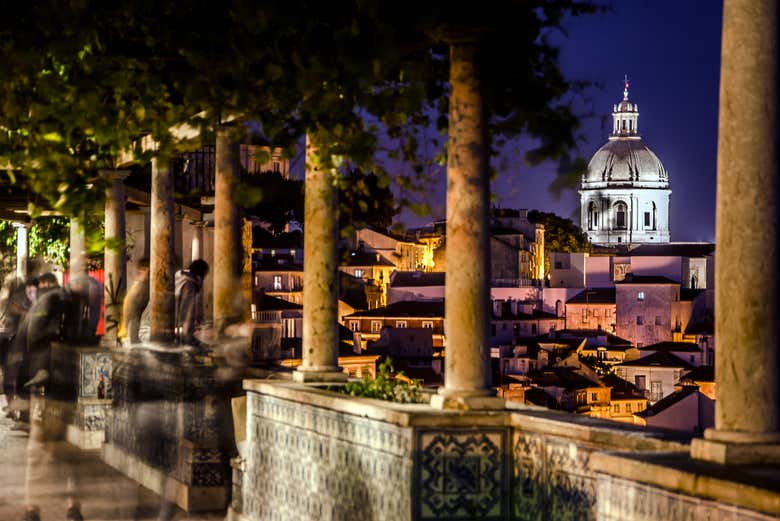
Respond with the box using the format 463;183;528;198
430;390;505;411
691;428;780;464
293;367;347;383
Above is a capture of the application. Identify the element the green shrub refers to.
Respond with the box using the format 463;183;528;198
333;358;426;404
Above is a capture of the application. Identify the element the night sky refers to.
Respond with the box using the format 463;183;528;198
406;1;724;242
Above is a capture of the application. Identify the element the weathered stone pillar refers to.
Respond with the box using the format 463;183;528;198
214;127;244;336
691;0;779;464
293;136;346;382
102;170;130;347
149;156;176;344
14;223;29;279
69;216;88;278
431;40;502;410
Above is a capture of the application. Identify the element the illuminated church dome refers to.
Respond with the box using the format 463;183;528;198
579;78;671;245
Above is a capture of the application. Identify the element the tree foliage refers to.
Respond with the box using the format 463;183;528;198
528;209;591;277
1;1;599;220
240;169;398;236
0;217;70;269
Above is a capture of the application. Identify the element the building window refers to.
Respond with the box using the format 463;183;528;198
591;392;598;402
655;316;662;325
370;320;382;333
588;202;599;230
354;269;364;278
637;291;645;301
396;320;407;328
636;316;644;325
615;201;628;230
531;324;537;334
273;275;282;290
349;320;359;332
613;404;620;413
635;375;646;390
421;321;433;329
626;403;632;413
272;160;281;173
644;212;651;227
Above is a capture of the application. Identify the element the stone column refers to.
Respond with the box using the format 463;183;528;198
102;170;130;347
293;135;346;382
431;40;502;409
149;156;176;344
14;223;29;279
190;221;205;261
691;0;779;464
69;217;88;278
214;127;244;335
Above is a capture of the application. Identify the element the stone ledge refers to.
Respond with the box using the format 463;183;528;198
243;379;510;428
510;408;690;452
590;450;780;516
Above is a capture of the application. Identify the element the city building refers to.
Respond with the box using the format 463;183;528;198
579;78;671;245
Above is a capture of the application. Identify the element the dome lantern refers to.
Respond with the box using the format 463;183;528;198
612;75;639;138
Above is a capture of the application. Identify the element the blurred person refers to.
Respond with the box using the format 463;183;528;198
118;258;150;346
136;259;210;351
175;259;209;350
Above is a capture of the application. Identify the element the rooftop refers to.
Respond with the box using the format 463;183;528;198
391;271;446;287
567;288;616;304
618;350;694;369
634;386;700;418
344;300;445;319
640;341;702;353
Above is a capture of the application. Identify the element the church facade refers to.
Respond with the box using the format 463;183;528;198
580;79;671;245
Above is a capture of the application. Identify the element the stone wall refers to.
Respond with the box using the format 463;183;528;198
236;382;697;521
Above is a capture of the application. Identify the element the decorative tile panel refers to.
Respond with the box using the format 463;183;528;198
417;430;508;521
80;351;112;398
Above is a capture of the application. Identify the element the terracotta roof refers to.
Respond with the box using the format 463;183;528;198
618;350;694;369
640;341;701;353
567;288;616;304
391;271;446;287
344;300;444;319
634;386;699;418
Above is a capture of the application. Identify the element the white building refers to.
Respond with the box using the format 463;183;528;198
580;78;671;245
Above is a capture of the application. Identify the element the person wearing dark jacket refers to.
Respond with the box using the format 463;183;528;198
176;259;209;349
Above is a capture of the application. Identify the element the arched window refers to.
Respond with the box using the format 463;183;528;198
555;299;563;318
614;201;628;230
588;202;599;230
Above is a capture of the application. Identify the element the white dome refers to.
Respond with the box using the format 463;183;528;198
583;137;669;187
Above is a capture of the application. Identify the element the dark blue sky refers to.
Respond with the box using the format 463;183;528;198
405;1;724;242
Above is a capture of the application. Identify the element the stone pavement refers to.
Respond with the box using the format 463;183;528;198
0;414;225;521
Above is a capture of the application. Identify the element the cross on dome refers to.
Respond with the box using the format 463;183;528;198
623;74;630;101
